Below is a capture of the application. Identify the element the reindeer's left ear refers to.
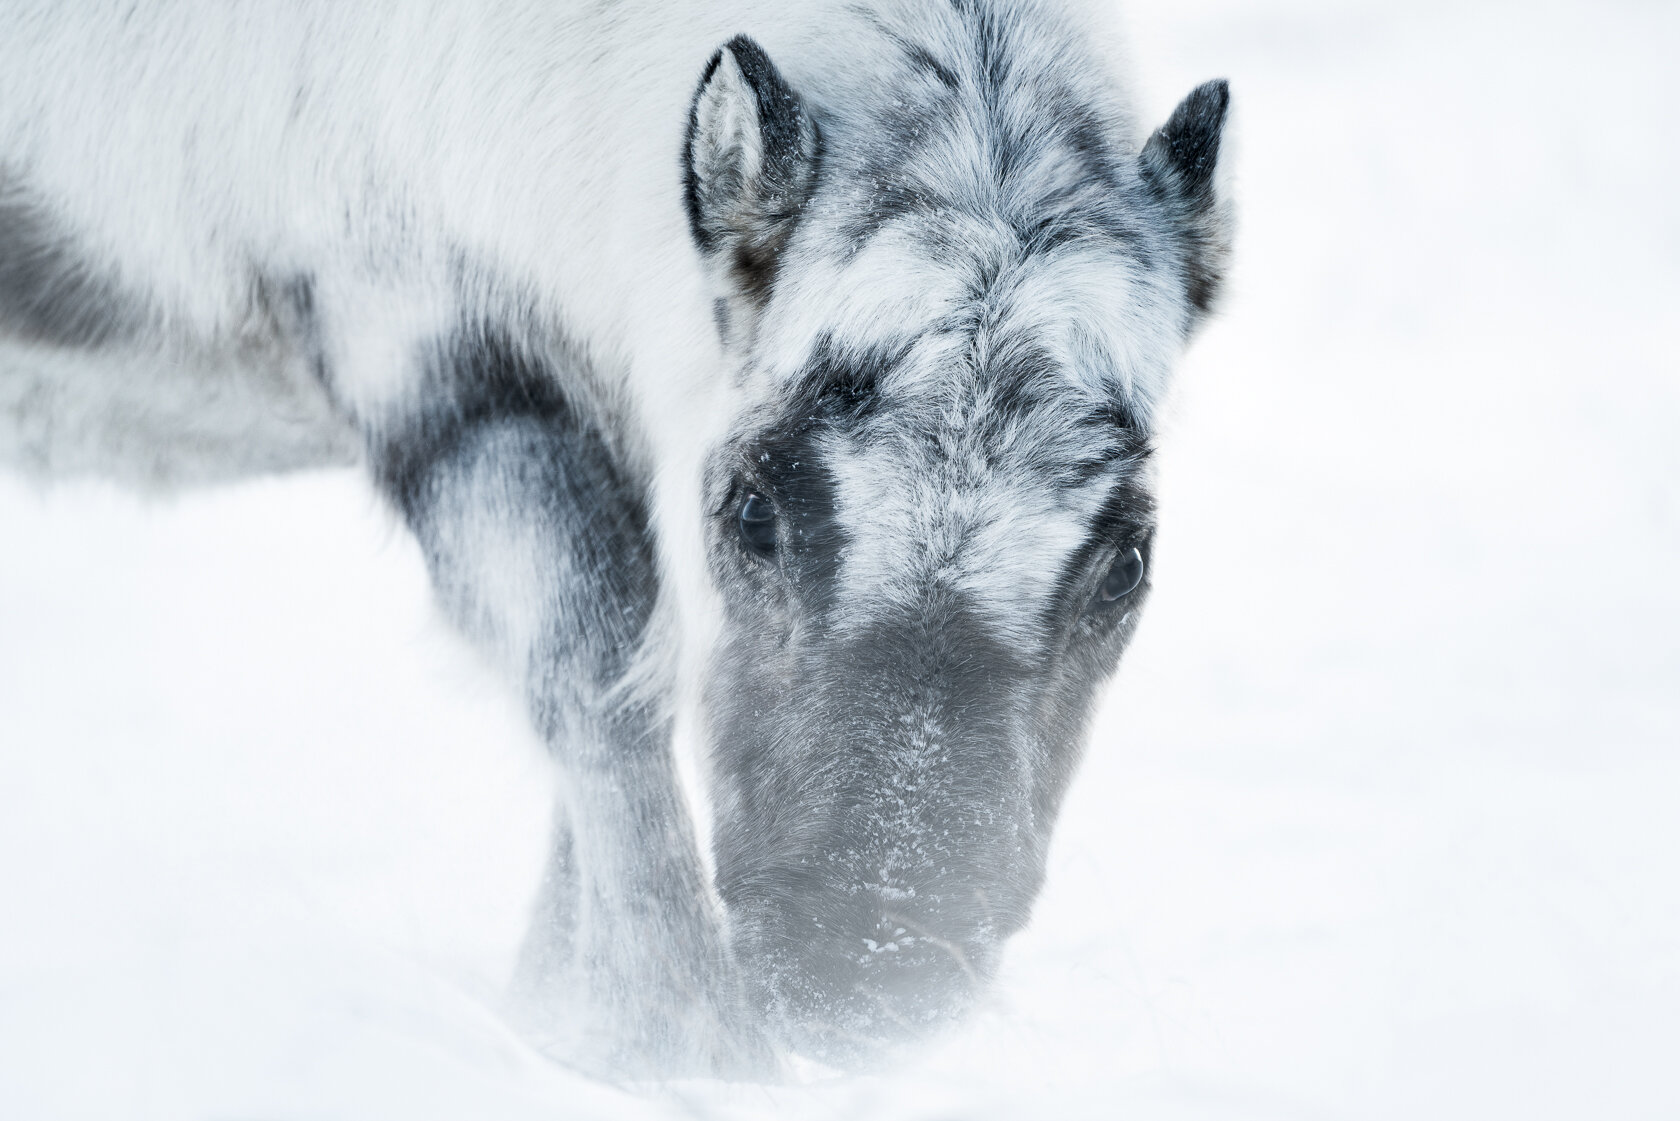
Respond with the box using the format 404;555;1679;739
1141;79;1233;322
684;35;820;330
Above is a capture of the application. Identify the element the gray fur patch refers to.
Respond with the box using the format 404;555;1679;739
0;183;144;348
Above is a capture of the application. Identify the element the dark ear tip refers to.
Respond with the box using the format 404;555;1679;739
1144;77;1231;194
696;35;764;92
723;33;770;70
1179;78;1231;130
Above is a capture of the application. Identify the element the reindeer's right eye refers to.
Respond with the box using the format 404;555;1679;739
737;492;779;556
1098;546;1145;603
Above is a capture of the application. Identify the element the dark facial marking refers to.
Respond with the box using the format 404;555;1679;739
781;333;908;423
724;417;847;621
712;335;911;601
1046;454;1156;632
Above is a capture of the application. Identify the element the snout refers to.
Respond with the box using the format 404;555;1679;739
721;785;1045;1065
732;879;1018;1065
707;608;1059;1062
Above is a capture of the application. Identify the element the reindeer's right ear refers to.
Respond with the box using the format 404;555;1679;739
1141;79;1233;324
683;36;820;325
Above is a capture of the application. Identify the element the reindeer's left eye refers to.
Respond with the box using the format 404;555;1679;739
1099;547;1145;603
737;491;779;556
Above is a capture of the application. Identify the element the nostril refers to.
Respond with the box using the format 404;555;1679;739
860;915;913;955
869;909;996;984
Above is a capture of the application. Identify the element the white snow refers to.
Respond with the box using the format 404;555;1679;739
3;1;1677;1117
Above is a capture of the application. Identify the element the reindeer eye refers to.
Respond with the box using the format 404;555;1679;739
737;492;778;556
1099;547;1144;602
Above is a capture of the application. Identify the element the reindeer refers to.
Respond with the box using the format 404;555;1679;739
0;0;1230;1076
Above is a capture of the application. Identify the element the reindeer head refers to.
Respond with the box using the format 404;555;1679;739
682;20;1230;1063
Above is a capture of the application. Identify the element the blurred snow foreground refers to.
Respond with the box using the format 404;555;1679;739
2;0;1677;1117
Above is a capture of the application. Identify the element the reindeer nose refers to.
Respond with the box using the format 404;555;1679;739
861;913;920;956
853;892;1000;980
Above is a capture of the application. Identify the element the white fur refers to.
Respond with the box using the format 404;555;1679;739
0;0;1222;1072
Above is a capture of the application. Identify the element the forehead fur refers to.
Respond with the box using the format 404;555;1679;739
761;236;1179;427
754;0;1189;427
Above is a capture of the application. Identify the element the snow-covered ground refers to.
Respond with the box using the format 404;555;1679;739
3;1;1676;1117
